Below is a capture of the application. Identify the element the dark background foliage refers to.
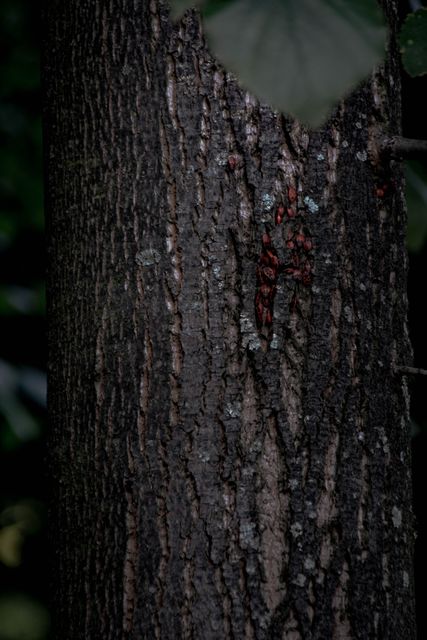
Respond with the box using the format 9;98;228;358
0;1;425;638
0;1;48;638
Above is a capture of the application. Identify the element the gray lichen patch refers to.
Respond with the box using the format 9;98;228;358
239;312;261;351
356;150;367;162
290;522;303;538
261;192;275;211
211;263;224;291
224;402;241;419
135;248;161;266
304;196;319;214
392;506;402;528
269;333;279;350
248;337;261;352
215;151;229;167
293;573;306;587
239;521;257;549
343;305;353;323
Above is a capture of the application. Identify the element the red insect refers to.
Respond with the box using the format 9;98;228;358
285;267;302;281
303;238;313;252
288;186;297;203
228;155;238;170
302;262;312;286
275;205;285;225
375;177;395;199
262;233;272;247
266;251;279;270
255;235;280;329
295;232;305;247
376;184;388;198
257;265;276;283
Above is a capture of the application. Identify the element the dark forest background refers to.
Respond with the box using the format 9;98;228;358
0;1;426;638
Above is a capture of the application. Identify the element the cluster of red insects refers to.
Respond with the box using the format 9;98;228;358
255;233;280;327
255;186;314;329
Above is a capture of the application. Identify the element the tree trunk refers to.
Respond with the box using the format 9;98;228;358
43;1;416;638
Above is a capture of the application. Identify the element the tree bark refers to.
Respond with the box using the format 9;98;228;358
44;1;416;638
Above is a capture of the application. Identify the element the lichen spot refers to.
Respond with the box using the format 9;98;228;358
304;196;319;214
261;193;275;211
291;522;303;538
392;506;402;528
136;249;161;267
356;150;367;162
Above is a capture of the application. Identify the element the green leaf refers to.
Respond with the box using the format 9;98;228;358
399;8;427;77
176;0;386;126
0;594;50;640
405;160;427;252
202;0;235;17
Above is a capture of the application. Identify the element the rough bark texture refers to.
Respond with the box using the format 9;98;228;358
44;1;416;638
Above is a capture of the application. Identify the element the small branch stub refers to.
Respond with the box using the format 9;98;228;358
396;365;427;377
382;136;427;158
